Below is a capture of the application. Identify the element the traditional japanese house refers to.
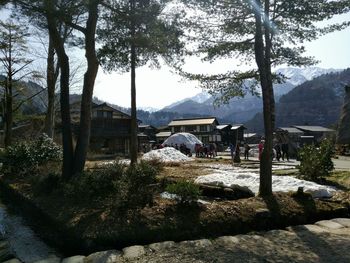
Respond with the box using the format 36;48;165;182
231;124;247;145
70;102;134;155
168;117;220;144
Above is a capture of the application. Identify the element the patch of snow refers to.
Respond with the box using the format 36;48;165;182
162;132;203;152
195;165;336;198
160;191;179;200
160;191;210;204
142;147;192;162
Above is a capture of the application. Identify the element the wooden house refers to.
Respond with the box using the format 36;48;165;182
215;124;232;145
292;125;335;144
71;102;133;155
168;117;221;144
231;124;247;146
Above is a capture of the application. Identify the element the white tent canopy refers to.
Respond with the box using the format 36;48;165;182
162;132;202;152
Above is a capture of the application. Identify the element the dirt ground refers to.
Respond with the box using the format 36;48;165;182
1;158;349;255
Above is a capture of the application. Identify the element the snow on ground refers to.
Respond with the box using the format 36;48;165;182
162;132;202;152
195;164;336;198
142;147;192;162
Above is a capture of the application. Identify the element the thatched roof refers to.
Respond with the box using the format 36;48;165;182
337;85;350;144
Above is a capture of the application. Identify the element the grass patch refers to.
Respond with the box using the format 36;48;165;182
273;169;299;176
326;170;350;191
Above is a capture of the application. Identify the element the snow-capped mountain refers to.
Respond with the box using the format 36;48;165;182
139;106;160;113
190;91;211;103
276;67;342;86
161;67;346;124
163;90;210;110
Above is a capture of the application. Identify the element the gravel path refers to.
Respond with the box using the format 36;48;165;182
5;218;348;263
117;218;350;263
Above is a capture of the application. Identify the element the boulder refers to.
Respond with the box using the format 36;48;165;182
122;245;145;260
84;250;121;263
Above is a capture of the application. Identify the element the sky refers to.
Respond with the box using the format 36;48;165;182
93;13;350;110
1;6;350;110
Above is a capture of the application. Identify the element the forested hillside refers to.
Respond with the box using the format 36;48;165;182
245;69;350;133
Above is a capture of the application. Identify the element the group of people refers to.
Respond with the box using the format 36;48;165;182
195;143;217;158
258;139;289;161
230;142;251;162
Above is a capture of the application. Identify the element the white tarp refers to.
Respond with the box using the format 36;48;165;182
162;132;202;152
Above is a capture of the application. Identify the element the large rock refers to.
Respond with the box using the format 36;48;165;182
84;250;121;263
62;255;86;263
122;245;146;260
148;241;176;252
33;256;61;263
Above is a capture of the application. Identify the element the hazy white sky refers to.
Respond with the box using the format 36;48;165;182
94;13;350;109
1;6;349;110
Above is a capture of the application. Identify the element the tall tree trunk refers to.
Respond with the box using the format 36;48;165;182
4;78;12;148
129;0;138;165
45;0;74;179
44;36;56;138
253;0;273;196
4;26;13;148
73;0;99;174
130;41;138;165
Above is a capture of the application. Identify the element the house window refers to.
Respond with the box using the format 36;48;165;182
202;136;209;144
174;126;181;133
185;125;196;132
104;111;113;118
200;125;207;132
96;110;113;118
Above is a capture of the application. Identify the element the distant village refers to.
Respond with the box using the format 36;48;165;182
64;101;337;158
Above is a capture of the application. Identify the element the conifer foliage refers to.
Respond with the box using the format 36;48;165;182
180;0;350;195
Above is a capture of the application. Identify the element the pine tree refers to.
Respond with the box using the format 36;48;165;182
181;0;350;195
0;19;32;147
98;0;183;165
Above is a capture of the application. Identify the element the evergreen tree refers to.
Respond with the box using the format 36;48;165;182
13;0;101;178
181;0;350;196
0;19;32;147
98;0;183;165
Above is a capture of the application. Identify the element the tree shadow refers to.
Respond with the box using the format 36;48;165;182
289;226;350;263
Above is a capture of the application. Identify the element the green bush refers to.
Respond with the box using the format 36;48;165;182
62;161;126;202
62;161;157;208
123;161;158;208
166;180;202;203
1;134;62;176
297;139;334;181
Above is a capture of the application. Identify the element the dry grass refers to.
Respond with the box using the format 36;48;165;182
327;170;350;190
159;163;212;181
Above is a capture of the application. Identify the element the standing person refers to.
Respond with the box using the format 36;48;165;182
234;143;241;163
230;143;235;161
282;143;289;161
244;143;250;160
258;140;264;161
274;143;282;161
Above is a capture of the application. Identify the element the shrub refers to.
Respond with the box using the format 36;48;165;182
62;161;126;202
166;180;202;203
1;134;62;176
123;161;158;208
62;161;158;208
297;139;334;181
